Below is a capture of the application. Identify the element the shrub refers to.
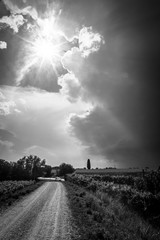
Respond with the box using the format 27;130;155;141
59;163;75;176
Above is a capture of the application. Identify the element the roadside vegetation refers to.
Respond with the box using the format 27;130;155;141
65;171;160;240
0;155;52;181
58;162;75;177
0;157;75;210
0;180;44;209
0;156;51;209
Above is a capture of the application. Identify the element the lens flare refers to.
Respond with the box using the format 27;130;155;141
31;17;63;65
33;38;60;61
16;15;70;85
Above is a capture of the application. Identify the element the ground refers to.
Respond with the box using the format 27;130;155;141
0;182;79;240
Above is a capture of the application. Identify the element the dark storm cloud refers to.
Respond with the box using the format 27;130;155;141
70;106;128;151
70;106;137;166
0;0;9;18
103;0;160;162
66;0;160;167
81;70;160;154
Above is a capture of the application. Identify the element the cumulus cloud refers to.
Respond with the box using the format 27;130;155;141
0;101;16;115
0;0;104;93
0;14;25;33
0;90;16;115
79;26;104;57
58;73;82;102
59;27;105;104
0;41;7;49
61;47;84;75
0;86;89;164
2;0;38;19
61;26;104;75
0;91;6;100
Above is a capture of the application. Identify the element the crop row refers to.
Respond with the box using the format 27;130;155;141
75;171;160;194
67;173;160;226
0;180;35;196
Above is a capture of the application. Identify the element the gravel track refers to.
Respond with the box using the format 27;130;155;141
0;182;77;240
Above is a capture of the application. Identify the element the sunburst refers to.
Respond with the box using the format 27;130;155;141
30;17;64;66
16;14;75;86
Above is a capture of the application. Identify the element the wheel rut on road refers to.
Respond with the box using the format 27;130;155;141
0;182;77;240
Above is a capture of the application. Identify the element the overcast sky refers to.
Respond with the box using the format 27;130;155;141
0;0;160;168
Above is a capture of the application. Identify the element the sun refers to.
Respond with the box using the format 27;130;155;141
16;15;70;86
28;17;66;67
33;38;60;61
16;12;78;86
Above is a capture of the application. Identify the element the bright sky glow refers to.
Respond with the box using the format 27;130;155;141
33;38;60;61
31;17;63;64
19;15;68;76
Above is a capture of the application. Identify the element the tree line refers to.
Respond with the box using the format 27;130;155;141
0;156;75;181
0;156;93;181
0;155;52;181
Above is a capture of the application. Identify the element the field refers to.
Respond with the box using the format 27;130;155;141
0;180;35;195
0;180;44;208
75;168;143;175
65;170;160;240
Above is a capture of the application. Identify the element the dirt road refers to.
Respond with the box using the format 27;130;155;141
0;182;78;240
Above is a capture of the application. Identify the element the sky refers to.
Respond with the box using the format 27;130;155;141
0;0;160;169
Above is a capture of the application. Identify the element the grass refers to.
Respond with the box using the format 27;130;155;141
64;181;160;240
0;180;44;210
67;173;160;227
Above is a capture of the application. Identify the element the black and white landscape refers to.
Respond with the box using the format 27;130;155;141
0;0;160;239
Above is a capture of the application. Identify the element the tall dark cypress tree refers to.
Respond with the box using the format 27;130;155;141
87;159;91;169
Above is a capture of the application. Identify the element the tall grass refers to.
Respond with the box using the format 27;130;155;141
67;172;160;228
65;181;160;240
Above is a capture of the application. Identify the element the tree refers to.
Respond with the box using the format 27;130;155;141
0;159;11;180
87;159;91;169
0;156;49;181
58;163;75;176
44;165;52;177
17;155;46;180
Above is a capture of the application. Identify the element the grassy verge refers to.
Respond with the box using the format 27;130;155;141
64;181;160;240
67;173;160;228
0;181;44;209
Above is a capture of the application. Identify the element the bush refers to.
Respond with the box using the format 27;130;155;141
58;163;75;176
67;173;160;223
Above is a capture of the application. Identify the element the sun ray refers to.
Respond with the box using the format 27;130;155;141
16;57;38;86
15;14;71;83
50;59;59;78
